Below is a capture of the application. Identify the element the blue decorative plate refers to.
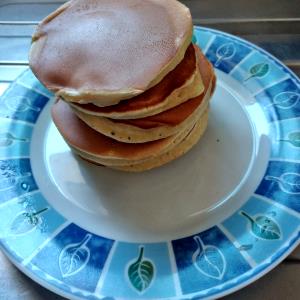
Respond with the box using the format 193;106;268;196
0;27;299;300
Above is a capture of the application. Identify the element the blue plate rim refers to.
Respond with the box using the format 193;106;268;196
0;25;299;300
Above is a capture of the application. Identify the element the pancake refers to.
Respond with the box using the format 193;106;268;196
30;0;193;106
114;111;209;172
77;109;209;172
73;84;211;143
52;100;194;161
69;119;197;167
70;44;204;119
72;50;215;143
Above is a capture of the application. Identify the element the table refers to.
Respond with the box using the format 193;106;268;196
0;0;299;299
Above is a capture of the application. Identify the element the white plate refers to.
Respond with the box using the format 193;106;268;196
0;27;299;299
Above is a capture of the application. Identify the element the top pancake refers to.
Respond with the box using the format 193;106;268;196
70;44;204;119
29;0;193;106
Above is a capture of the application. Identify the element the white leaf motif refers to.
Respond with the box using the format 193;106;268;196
266;92;300;110
192;236;226;280
5;96;40;112
59;234;92;278
215;43;236;67
265;172;300;195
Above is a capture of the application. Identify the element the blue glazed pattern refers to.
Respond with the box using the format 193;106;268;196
196;27;300;125
0;27;299;300
0;158;38;204
222;196;300;264
17;69;54;98
255;78;300;122
255;160;300;212
30;223;114;294
269;118;300;161
0;83;50;123
172;227;251;295
205;35;252;73
0;118;32;158
193;30;214;53
230;51;289;95
0;192;66;261
100;242;176;298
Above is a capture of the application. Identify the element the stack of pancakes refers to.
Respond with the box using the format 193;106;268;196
29;0;216;172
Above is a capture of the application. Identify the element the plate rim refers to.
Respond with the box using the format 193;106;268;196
0;25;299;300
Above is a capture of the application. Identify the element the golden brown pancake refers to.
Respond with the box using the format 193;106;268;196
52;100;194;161
76;109;209;172
30;0;193;105
114;112;209;171
73;85;211;143
72;49;215;143
117;49;214;128
70;44;204;119
69;119;197;167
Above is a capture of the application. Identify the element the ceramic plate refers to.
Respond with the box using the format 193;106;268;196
0;27;299;300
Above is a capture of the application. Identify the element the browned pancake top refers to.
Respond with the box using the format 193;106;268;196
52;100;178;159
73;43;196;113
30;0;192;95
114;48;215;129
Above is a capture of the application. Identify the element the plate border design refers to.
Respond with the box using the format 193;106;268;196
0;26;299;300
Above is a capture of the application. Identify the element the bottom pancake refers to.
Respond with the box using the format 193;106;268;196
75;108;209;172
69;115;199;166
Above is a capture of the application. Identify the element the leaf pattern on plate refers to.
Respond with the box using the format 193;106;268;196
0;132;29;147
238;244;253;251
59;233;92;278
266;91;300;110
5;96;41;113
215;43;236;67
192;236;226;280
279;132;300;147
267;211;277;217
265;172;300;195
244;63;269;82
0;172;31;192
9;207;48;236
127;246;154;293
240;211;281;240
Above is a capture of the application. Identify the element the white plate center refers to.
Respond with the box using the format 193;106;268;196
31;71;270;242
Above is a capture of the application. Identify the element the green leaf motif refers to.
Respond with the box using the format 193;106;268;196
244;63;269;81
240;211;281;240
280;131;300;147
127;247;154;293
